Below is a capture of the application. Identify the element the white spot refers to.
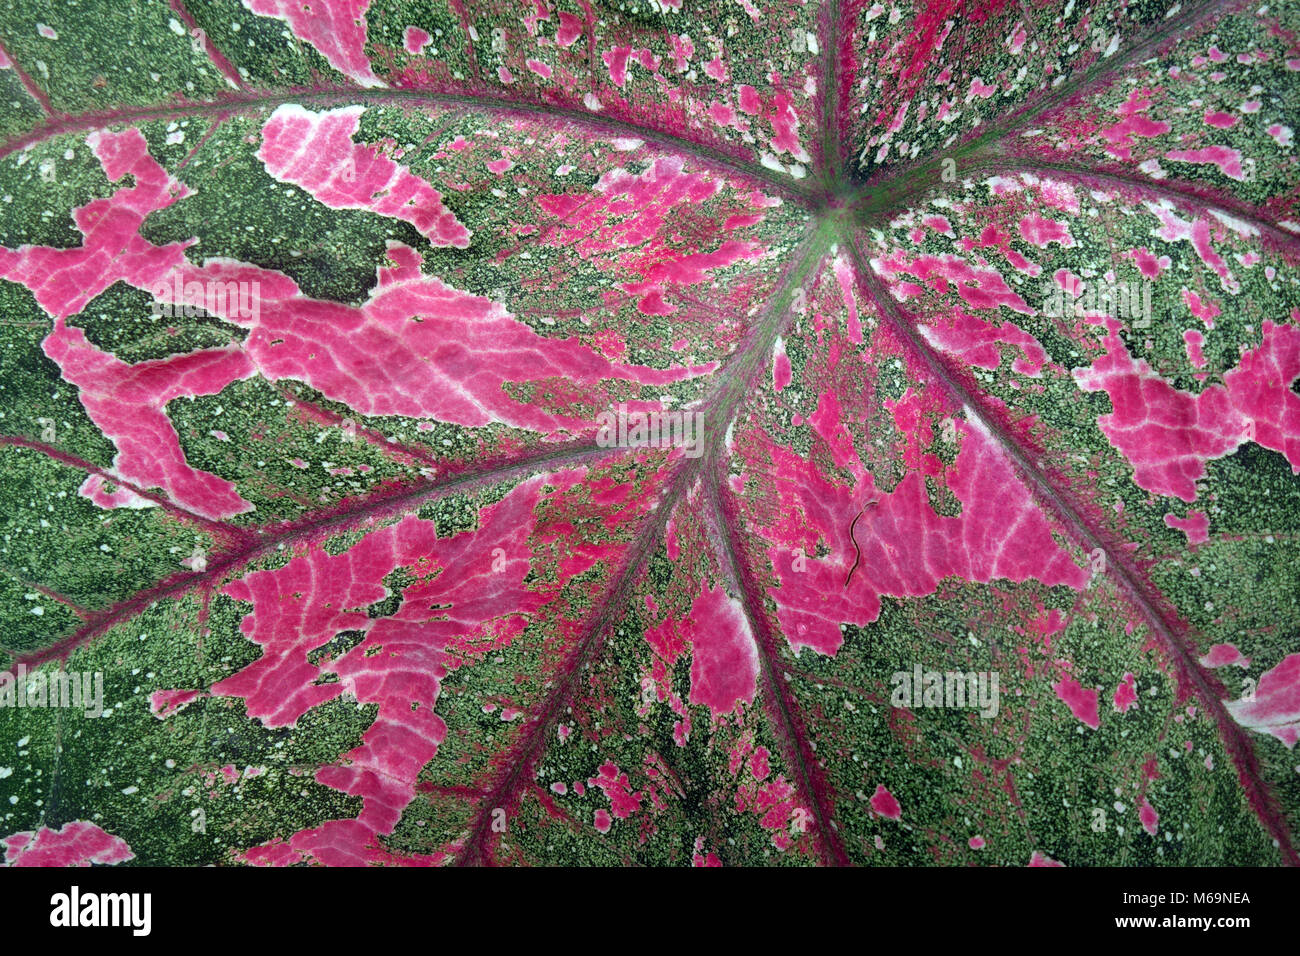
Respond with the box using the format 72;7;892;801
1137;159;1167;179
1209;209;1258;237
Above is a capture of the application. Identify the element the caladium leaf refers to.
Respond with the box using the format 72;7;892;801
0;0;1296;868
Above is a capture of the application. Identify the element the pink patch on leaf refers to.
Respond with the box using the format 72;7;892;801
603;46;631;88
1028;850;1064;866
1164;146;1245;181
1203;110;1239;128
1113;673;1138;713
1053;675;1100;729
762;418;1087;657
1100;111;1170;161
228;480;555;865
8;128;711;458
42;321;256;519
1164;511;1209;544
243;0;383;88
3;822;133;867
541;156;765;317
1226;653;1300;748
918;309;1049;377
1132;247;1172;279
1138;799;1159;836
1018;214;1074;249
258;105;469;248
686;585;759;717
1200;643;1249;669
150;688;202;719
403;26;430;55
589;761;643;819
773;337;792;392
1073;322;1300;503
555;12;584;47
870;784;902;820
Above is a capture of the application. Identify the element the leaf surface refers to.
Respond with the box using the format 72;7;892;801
0;0;1297;866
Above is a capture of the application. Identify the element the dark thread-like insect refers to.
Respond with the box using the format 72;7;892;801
844;509;865;588
843;499;879;588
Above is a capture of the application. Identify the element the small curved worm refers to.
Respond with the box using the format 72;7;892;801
843;509;865;588
843;500;878;588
